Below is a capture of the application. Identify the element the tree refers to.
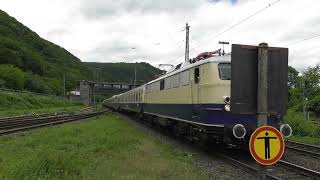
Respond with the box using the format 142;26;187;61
0;64;26;89
303;64;320;113
288;66;300;89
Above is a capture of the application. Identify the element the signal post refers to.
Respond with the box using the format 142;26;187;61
257;42;269;180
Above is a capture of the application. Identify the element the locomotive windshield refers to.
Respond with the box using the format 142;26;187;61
218;63;231;80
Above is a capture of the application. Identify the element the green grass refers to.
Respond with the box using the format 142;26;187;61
288;136;320;145
0;91;85;118
0;105;85;118
0;114;209;179
0;91;83;111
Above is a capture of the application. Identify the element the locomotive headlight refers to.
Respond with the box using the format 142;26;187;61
224;104;230;112
233;124;246;139
223;96;230;104
280;124;292;138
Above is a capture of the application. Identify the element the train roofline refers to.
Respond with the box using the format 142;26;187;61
146;54;231;85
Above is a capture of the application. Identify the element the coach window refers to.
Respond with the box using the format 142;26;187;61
146;84;151;93
160;79;165;90
194;67;200;84
165;76;172;90
180;70;190;86
172;73;180;88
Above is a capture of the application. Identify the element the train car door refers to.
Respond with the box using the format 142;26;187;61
191;66;201;121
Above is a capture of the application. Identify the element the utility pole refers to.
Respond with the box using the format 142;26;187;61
134;65;137;86
185;23;190;62
257;42;269;180
303;81;308;119
94;67;100;110
63;73;66;98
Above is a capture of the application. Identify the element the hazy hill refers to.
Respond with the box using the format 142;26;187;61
0;10;162;95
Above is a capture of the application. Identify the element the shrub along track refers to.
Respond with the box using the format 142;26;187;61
0;109;111;136
116;111;320;180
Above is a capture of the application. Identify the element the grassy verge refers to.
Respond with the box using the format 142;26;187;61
0;91;85;117
284;109;320;145
288;136;320;145
0;106;85;118
0;114;208;179
0;91;83;111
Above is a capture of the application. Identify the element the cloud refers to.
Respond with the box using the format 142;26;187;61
0;0;319;71
80;0;204;19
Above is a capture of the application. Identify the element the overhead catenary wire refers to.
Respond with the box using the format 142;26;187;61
170;0;282;64
191;0;281;51
284;34;320;47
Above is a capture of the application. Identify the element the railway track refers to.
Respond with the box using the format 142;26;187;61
221;151;320;180
119;112;318;179
286;140;320;157
0;110;110;136
120;112;320;179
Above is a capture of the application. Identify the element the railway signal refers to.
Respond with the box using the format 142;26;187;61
249;126;285;165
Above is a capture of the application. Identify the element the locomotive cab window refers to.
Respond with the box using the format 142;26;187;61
218;63;231;80
194;67;200;84
160;79;164;90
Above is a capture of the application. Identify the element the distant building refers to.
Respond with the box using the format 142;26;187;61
69;91;80;96
68;90;81;101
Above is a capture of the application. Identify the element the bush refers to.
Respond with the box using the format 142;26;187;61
0;91;82;111
0;64;26;89
284;109;320;137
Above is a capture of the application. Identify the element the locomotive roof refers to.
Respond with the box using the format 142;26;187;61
146;54;231;85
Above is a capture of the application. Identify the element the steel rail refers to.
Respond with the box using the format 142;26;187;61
286;140;320;157
0;110;110;136
218;154;281;180
0;114;92;126
0;114;94;130
278;160;320;179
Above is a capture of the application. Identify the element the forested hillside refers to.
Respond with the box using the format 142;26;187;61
0;10;163;95
0;10;91;94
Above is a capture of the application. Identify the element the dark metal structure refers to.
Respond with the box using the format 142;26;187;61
80;80;142;105
230;44;288;116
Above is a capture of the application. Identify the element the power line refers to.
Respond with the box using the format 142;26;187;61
171;0;281;64
284;34;320;46
191;0;281;51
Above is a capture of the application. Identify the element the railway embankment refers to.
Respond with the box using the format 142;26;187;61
0;91;84;118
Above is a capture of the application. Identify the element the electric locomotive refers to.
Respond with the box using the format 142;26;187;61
103;47;292;146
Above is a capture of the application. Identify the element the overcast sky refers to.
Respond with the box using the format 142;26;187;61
0;0;319;71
